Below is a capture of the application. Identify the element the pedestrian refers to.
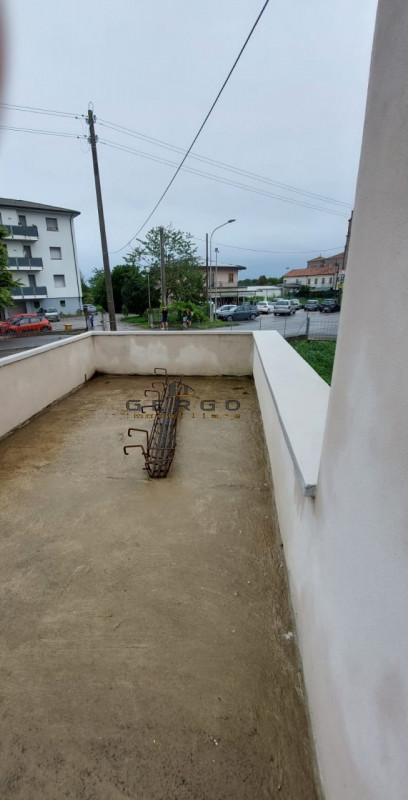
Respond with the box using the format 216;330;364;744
89;314;94;329
161;306;168;330
186;308;192;327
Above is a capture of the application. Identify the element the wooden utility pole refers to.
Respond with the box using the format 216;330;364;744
87;108;116;331
159;226;166;304
343;210;353;271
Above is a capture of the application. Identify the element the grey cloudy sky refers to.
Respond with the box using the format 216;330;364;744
1;0;378;280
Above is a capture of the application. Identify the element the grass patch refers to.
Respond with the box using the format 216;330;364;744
120;315;225;329
290;339;336;384
121;315;143;324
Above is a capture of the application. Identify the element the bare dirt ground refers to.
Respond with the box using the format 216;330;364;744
0;376;320;799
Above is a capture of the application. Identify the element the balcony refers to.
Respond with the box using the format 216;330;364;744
8;257;43;271
3;225;39;241
11;285;47;299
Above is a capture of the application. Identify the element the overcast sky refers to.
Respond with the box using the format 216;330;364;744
0;0;378;280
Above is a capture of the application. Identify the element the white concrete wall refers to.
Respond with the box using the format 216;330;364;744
253;332;329;496
254;2;408;798
0;332;253;439
92;331;253;376
0;334;94;439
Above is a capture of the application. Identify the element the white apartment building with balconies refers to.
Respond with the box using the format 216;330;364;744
0;198;82;316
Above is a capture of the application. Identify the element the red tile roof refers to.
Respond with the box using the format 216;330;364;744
285;266;339;278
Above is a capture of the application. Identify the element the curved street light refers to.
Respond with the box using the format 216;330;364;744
209;219;236;319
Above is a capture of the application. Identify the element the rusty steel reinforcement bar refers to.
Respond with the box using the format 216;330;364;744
123;368;191;478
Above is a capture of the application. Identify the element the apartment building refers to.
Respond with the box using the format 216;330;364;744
0;198;82;315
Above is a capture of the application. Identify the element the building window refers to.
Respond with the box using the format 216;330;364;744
53;274;65;288
322;278;325;284
24;245;32;258
314;278;318;284
60;300;66;307
46;217;58;231
329;277;333;284
18;215;26;226
307;279;311;285
228;272;234;284
50;247;62;260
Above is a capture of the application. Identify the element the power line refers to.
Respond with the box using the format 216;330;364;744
0;102;82;119
110;0;271;254
192;237;345;254
99;137;349;218
98;118;350;209
0;124;85;139
1;101;351;208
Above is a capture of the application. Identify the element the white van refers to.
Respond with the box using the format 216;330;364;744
273;299;295;316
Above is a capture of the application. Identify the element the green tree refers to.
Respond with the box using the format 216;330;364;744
80;273;93;303
124;225;205;304
0;227;20;311
88;268;107;309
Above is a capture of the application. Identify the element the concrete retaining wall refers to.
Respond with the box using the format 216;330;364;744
0;334;95;439
92;331;253;376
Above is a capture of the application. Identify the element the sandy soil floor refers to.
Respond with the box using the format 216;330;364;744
0;375;320;799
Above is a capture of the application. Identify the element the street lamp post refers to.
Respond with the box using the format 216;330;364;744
214;247;219;312
208;219;236;320
145;266;151;309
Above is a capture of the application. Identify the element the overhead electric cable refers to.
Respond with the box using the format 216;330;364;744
110;0;271;254
99;138;348;218
98;118;350;209
0;102;82;119
1;102;351;208
0;124;85;139
192;237;345;254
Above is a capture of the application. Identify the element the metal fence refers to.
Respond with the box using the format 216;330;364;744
255;312;339;340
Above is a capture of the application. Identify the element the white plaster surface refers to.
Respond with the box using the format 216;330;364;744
256;2;408;797
0;334;95;439
253;331;329;495
92;331;253;376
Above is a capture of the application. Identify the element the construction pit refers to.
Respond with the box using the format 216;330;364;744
0;375;320;800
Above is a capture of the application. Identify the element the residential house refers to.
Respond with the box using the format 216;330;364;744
283;250;345;291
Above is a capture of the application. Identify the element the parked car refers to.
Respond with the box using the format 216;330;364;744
319;299;340;313
0;314;32;333
5;315;52;335
273;299;295;316
256;301;270;314
38;307;60;322
303;300;320;312
267;302;275;312
215;304;237;318
218;303;260;321
290;299;301;310
83;304;98;315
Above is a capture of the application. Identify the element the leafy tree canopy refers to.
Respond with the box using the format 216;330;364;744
124;225;205;304
0;226;21;311
238;275;281;287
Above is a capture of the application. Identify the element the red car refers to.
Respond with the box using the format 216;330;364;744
0;313;32;333
3;314;52;335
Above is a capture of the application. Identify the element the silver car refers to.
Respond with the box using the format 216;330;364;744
273;299;295;316
39;307;60;322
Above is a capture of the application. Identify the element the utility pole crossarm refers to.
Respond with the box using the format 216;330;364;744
87;108;116;331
